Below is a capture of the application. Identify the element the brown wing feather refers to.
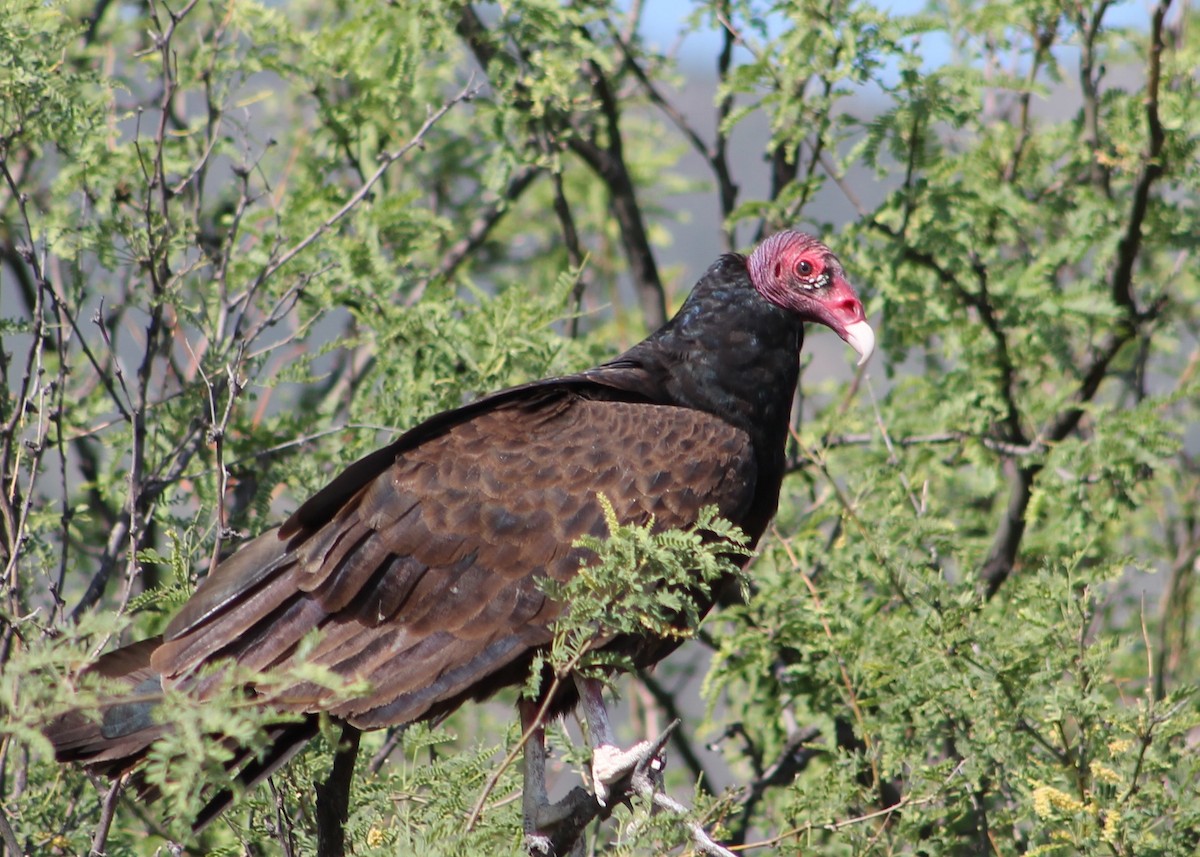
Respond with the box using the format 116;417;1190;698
152;393;756;730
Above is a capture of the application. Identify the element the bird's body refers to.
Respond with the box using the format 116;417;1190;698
48;232;874;834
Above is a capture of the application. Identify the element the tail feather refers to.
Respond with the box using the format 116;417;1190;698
45;636;319;830
47;639;166;775
193;719;319;830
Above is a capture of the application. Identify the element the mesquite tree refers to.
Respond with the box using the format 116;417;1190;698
1;1;1197;855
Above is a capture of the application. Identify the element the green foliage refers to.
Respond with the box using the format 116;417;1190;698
1;0;1198;854
137;655;370;840
0;3;103;152
538;499;750;682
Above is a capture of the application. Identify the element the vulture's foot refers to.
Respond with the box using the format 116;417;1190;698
522;789;593;857
520;683;680;856
588;739;657;806
574;674;668;805
522;744;668;857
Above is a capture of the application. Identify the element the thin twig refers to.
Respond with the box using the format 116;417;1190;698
88;777;125;856
786;427;915;611
606;21;738;238
406;164;542;306
773;531;882;790
1003;20;1057;182
268;778;298;857
367;726;408;776
1076;1;1115;193
636;671;711;789
0;802;22;857
728;725;823;846
732;759;967;851
254;79;481;289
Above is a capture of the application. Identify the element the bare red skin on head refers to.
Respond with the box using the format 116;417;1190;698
747;231;867;339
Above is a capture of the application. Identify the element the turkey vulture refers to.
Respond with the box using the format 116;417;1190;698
48;230;873;843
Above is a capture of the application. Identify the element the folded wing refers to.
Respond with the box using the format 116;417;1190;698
151;390;758;729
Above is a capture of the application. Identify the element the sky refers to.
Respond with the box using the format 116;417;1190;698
632;0;1156;78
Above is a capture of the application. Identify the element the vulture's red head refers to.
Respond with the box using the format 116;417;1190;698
749;230;875;365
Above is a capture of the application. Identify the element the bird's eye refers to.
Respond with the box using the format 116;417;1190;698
797;260;814;276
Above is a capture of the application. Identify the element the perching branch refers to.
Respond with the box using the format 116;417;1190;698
635;670;712;789
529;720;735;857
314;724;361;857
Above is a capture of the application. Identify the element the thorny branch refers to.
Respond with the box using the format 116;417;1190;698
455;3;667;328
567;54;667;328
607;16;739;249
67;76;481;618
314;724;361;857
88;776;125;857
981;0;1173;597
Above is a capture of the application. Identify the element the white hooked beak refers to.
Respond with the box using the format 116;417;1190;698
843;319;876;366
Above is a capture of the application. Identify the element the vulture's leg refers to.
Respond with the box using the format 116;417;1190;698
521;699;550;837
521;699;579;850
574;675;655;806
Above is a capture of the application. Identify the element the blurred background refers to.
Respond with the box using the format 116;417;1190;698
2;1;1197;854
